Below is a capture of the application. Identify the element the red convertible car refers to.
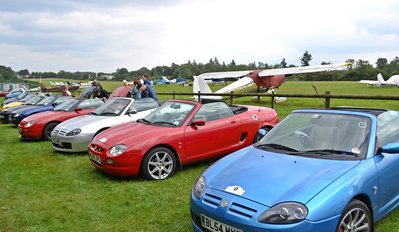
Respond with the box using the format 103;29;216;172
88;100;278;180
18;98;104;140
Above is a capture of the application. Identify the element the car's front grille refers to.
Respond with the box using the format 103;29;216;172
90;144;104;153
203;193;222;209
52;142;72;149
228;202;257;220
53;129;67;136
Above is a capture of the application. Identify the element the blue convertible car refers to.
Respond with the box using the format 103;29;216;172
190;107;399;232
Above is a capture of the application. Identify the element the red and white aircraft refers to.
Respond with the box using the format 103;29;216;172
193;63;350;101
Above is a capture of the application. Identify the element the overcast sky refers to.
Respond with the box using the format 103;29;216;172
1;0;399;73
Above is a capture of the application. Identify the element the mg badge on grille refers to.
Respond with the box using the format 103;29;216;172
221;200;229;208
99;138;107;143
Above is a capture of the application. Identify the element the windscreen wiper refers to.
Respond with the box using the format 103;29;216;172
255;143;298;152
301;149;358;157
137;118;152;124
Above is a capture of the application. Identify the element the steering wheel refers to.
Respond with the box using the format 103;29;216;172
293;131;313;147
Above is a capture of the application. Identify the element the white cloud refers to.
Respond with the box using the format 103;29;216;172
0;0;398;72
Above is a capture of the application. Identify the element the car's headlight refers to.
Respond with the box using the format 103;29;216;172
258;202;308;224
193;175;206;199
26;120;35;127
66;128;81;136
109;144;127;157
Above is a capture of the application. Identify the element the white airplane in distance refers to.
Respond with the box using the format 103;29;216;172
193;63;350;101
161;76;189;84
359;73;399;87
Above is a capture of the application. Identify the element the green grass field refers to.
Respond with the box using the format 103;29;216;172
1;80;399;231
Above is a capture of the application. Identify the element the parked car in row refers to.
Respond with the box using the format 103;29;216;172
190;107;399;232
19;98;104;140
0;95;46;123
51;97;160;152
88;100;278;180
10;96;72;125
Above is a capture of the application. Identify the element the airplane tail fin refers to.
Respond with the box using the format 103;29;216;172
377;73;386;84
161;76;170;84
193;76;222;101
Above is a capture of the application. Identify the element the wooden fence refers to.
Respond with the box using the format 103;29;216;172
157;91;399;109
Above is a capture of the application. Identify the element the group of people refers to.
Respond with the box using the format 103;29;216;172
63;74;158;101
124;74;158;101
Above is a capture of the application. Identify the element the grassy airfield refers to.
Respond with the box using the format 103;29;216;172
0;80;398;231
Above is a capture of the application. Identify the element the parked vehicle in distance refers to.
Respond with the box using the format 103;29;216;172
88;100;278;180
19;98;104;140
0;95;46;123
190;107;399;232
10;96;73;125
51;97;159;152
4;86;27;99
1;92;33;110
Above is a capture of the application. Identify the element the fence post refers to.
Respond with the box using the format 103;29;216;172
173;91;176;99
325;91;331;109
198;91;201;102
230;91;234;105
271;93;275;109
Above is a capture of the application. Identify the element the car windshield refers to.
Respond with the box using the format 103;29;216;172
17;92;29;99
25;96;44;105
140;101;195;127
54;99;79;111
377;110;399;146
257;112;371;160
91;98;131;116
37;96;57;106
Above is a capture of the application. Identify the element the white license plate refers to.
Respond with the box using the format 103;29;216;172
0;115;4;119
89;152;102;165
201;214;242;232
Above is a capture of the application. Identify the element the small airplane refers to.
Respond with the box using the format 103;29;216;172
161;76;189;85
359;73;399;87
193;63;350;101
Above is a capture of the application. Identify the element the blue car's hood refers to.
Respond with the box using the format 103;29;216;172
20;105;53;116
206;146;360;206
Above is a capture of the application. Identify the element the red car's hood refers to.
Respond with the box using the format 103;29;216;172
93;122;179;147
22;109;92;123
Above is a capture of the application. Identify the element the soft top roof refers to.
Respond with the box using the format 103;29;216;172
330;107;388;116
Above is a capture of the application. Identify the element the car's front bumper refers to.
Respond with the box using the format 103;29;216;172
88;143;142;176
51;131;93;152
190;189;341;232
18;125;43;140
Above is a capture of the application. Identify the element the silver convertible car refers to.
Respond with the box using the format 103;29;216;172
51;97;160;152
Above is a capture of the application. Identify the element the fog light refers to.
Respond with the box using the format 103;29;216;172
106;159;115;164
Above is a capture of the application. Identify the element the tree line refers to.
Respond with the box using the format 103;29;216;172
1;51;399;82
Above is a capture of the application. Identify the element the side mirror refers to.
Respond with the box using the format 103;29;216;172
381;143;399;153
75;108;82;113
258;128;268;140
191;120;205;126
128;109;137;115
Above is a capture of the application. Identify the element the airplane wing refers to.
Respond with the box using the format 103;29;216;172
196;70;253;80
258;63;350;77
359;80;379;85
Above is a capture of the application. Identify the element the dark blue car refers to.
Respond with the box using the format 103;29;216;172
191;107;399;232
10;96;73;125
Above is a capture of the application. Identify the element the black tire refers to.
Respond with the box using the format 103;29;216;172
141;147;177;180
253;127;271;143
337;199;373;232
42;122;59;140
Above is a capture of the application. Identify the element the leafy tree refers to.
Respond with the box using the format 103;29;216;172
280;58;287;68
376;58;388;69
300;51;312;66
